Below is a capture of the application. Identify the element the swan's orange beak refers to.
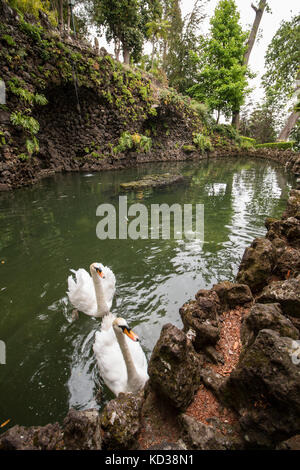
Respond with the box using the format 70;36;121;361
96;268;104;278
124;328;139;342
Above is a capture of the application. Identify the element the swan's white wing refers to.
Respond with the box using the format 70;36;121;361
128;339;149;382
101;265;116;310
93;323;148;396
93;328;128;396
67;268;97;316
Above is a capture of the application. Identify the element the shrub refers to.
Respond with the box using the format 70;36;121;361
255;141;295;150
114;132;152;154
8;0;57;25
240;135;256;144
193;133;213;152
212;124;241;143
25;136;39;155
10;111;40;134
19;20;43;42
190;100;212;125
2;34;16;46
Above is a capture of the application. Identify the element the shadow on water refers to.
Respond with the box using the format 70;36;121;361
0;157;295;427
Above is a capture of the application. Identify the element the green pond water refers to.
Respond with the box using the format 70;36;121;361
0;157;295;429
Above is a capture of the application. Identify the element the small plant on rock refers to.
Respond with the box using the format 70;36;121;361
193;133;213;152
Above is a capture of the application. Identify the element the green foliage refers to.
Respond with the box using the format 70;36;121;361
17;152;31;161
34;93;48;105
182;144;196;153
19;20;43;43
239;102;278;144
8;79;34;103
212;124;240;143
2;34;16;46
255;141;295;150
8;79;48;106
138;134;152;152
240;136;256;144
189;100;212;125
25;136;39;155
90;0;155;62
114;131;152;153
262;14;300;112
114;131;134;153
290;122;300;151
10;111;40;134
188;0;248;120
8;0;57;25
164;0;207;93
193;133;213;152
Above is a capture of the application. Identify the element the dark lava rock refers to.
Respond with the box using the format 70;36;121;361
240;303;299;350
277;435;300;450
220;329;300;448
212;281;253;310
266;217;300;245
256;277;300;318
236;238;277;293
148;323;201;410
195;289;221;316
0;423;63;450
147;440;187;450
63;408;102;450
274;244;300;279
199;368;226;399
179;300;220;352
100;391;144;450
282;189;300;219
179;414;244;450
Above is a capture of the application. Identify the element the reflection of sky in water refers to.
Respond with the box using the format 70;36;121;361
0;158;295;428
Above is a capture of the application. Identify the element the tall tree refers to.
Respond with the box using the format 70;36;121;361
188;0;248;123
90;0;160;64
166;0;207;92
232;0;268;127
262;14;300;141
240;101;277;143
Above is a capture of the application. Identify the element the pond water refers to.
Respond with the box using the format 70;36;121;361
0;157;295;428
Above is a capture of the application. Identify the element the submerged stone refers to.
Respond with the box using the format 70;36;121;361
120;173;184;191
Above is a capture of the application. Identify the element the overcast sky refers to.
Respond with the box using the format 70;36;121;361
95;0;299;106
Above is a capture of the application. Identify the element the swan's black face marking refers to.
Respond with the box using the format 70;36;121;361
95;267;105;279
119;325;139;342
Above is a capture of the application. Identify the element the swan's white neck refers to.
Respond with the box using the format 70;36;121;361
91;270;109;317
113;326;142;392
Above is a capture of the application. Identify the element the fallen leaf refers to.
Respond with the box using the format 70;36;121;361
0;419;10;428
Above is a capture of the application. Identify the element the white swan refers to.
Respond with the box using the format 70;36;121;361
85;262;148;395
94;316;149;396
67;262;116;317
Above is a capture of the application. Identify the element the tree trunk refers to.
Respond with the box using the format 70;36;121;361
232;1;267;128
58;0;64;34
151;40;156;69
123;45;130;65
66;3;70;36
244;1;267;66
216;109;220;124
277;110;300;141
114;39;121;62
231;110;240;128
